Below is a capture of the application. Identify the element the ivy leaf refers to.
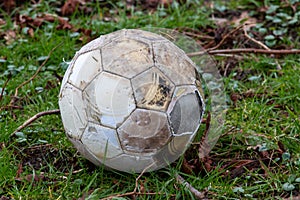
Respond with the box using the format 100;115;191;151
266;5;279;14
282;152;291;161
282;182;295;191
37;56;49;62
233;187;244;193
265;35;275;40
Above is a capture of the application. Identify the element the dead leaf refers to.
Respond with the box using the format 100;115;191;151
41;13;74;30
0;142;5;151
1;0;16;12
211;17;229;26
277;141;286;154
0;18;6;26
160;0;173;7
4;30;17;44
181;158;194;174
61;0;86;16
198;112;211;158
141;0;173;10
0;195;10;200
56;19;73;30
16;13;76;32
16;14;44;28
201;156;213;172
230;93;242;106
232;11;257;28
15;173;46;182
15;163;23;179
282;195;300;200
224;159;259;178
28;27;34;37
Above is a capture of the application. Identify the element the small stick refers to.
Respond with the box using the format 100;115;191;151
8;42;63;107
64;169;83;176
187;48;300;57
101;163;157;200
10;109;60;137
133;162;156;193
243;25;270;50
176;174;206;199
206;24;244;52
182;31;214;40
243;26;283;70
212;53;244;59
101;192;172;200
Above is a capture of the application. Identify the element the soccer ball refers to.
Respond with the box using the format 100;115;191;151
59;29;205;173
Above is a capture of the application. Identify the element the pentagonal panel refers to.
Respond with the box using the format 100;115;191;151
83;72;135;128
105;154;157;173
132;67;174;111
68;50;102;90
153;133;193;168
153;41;196;85
78;38;103;53
79;30;124;53
101;38;153;79
81;122;123;159
118;108;171;154
58;83;87;139
167;85;204;136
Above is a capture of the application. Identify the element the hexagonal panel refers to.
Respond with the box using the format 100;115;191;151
58;83;87;139
61;53;79;90
101;38;153;79
105;154;157;173
83;72;136;128
153;41;196;85
167;85;204;136
118;108;171;154
125;29;167;43
68;49;102;90
132;67;174;111
67;137;102;166
81;122;123;160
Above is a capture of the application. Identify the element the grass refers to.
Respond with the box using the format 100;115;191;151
1;0;300;199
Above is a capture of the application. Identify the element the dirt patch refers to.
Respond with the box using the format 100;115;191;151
15;144;80;173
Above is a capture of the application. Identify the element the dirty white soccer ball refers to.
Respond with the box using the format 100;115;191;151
59;29;205;173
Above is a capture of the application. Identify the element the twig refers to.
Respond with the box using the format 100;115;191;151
243;25;270;50
175;27;214;40
10;109;60;137
133;162;155;193
182;31;214;40
187;48;300;57
64;169;83;175
198;112;211;159
0;105;23;110
206;24;244;52
8;42;63;107
176;174;206;199
101;163;162;200
243;25;283;70
212;53;244;60
101;192;171;200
